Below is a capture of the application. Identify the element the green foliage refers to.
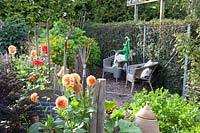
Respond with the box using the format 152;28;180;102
105;100;141;133
105;119;142;133
93;0;134;23
0;19;28;54
87;40;101;69
14;54;51;93
0;0;95;25
105;119;116;133
28;122;43;133
42;20;100;71
92;0;194;23
176;28;200;100
194;0;200;18
56;93;93;132
111;108;126;119
118;119;142;133
175;26;200;99
105;101;118;111
1;0;199;25
164;0;189;20
129;88;200;133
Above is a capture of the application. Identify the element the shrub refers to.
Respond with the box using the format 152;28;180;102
0;19;28;54
41;20;101;71
129;88;200;133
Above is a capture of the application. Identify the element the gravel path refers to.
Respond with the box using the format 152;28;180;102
90;67;146;107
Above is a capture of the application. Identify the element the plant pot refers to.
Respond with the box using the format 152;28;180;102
113;68;122;79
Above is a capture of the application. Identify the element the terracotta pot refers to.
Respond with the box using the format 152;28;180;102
135;102;160;133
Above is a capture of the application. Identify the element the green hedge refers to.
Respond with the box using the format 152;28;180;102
85;19;200;94
0;19;28;54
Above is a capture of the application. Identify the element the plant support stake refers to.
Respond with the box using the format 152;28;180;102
143;25;146;63
46;18;50;81
34;24;39;56
182;24;191;98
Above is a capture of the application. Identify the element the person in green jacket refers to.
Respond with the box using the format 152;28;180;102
113;36;131;68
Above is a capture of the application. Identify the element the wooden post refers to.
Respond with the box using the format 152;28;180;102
82;63;86;97
96;79;106;133
63;24;73;74
46;18;51;81
64;37;67;75
90;79;106;133
34;24;39;56
28;31;31;53
53;64;59;90
90;84;97;133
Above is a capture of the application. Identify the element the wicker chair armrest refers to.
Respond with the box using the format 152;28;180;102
127;63;144;72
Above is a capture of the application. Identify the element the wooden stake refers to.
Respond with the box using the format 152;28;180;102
90;79;106;133
46;18;50;81
34;24;39;56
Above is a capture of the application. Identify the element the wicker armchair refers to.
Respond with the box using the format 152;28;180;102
102;55;122;82
126;62;158;94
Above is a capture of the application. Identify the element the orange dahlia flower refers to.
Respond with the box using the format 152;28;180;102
30;93;39;103
86;75;97;87
8;45;17;54
73;83;82;93
55;96;68;109
62;74;75;87
71;73;81;83
30;50;36;57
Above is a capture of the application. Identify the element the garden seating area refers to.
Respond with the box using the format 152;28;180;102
126;61;158;93
1;0;200;133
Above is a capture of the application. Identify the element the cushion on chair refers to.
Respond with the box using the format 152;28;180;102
140;68;152;79
140;60;154;79
144;60;154;67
